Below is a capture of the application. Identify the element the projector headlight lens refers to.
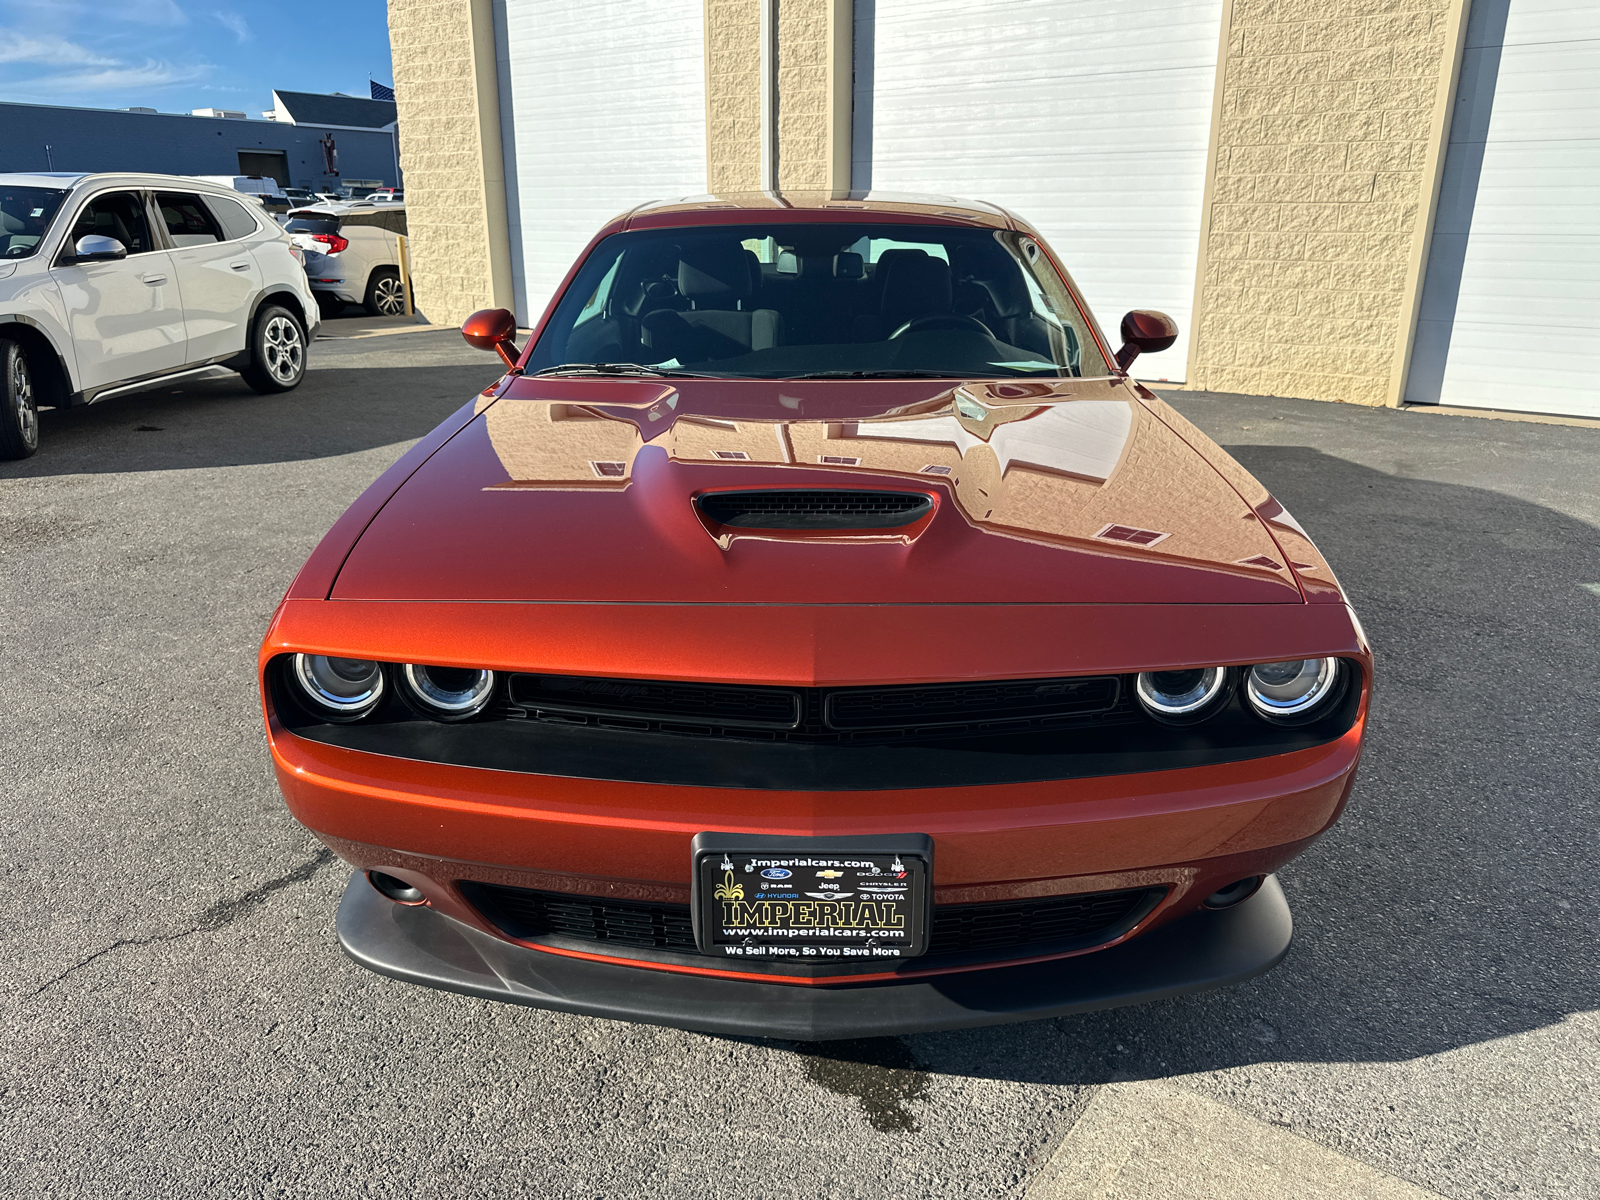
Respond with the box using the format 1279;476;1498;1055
399;664;496;721
291;654;385;721
1135;666;1229;724
1245;658;1341;722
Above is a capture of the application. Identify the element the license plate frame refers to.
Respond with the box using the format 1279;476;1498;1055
691;833;933;963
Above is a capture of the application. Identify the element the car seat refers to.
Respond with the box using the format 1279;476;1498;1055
853;250;953;341
641;241;784;363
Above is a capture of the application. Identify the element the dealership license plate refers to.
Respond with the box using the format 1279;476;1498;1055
692;834;932;962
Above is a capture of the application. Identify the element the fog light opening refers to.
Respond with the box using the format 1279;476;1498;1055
1203;875;1264;910
367;870;426;905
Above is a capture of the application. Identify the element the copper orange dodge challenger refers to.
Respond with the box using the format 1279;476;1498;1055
259;195;1370;1039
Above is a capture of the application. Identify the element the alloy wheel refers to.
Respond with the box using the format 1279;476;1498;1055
262;315;304;384
374;275;405;316
11;351;37;450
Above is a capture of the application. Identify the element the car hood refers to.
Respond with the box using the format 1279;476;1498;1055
330;376;1305;604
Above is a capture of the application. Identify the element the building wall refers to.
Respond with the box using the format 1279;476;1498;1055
704;0;850;192
388;0;1482;406
1185;0;1471;405
387;0;512;326
0;102;398;190
705;0;763;192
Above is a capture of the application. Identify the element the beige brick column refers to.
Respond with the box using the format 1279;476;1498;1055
704;0;851;194
705;0;764;192
1186;0;1472;406
386;0;513;326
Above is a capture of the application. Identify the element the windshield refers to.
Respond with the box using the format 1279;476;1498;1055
523;222;1111;380
0;186;68;259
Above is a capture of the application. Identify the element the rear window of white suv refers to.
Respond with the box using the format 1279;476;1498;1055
206;195;261;241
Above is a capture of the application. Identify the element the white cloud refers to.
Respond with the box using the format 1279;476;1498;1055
3;0;188;26
18;57;211;93
211;10;249;43
125;0;189;23
0;30;119;65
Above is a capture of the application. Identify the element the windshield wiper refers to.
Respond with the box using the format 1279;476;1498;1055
531;362;716;379
787;369;1009;380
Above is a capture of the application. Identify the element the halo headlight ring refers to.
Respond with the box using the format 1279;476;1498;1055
1244;657;1344;725
398;663;497;722
1134;666;1232;726
290;653;385;723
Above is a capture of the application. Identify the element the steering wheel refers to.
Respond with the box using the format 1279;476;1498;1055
888;313;994;339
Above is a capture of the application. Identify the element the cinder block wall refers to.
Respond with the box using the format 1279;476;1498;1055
704;0;849;193
775;0;832;189
385;0;1469;404
386;0;510;326
1187;0;1469;405
706;0;763;192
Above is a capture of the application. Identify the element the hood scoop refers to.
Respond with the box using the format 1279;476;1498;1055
695;489;934;531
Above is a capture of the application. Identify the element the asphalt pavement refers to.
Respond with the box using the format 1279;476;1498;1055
2;324;1595;1199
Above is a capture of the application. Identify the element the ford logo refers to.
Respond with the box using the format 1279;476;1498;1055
760;868;792;880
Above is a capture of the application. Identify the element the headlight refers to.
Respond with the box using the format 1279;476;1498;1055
398;664;496;721
1244;658;1342;723
291;654;385;721
1134;667;1230;724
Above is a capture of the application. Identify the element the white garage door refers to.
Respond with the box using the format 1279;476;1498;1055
495;0;707;325
1407;0;1600;418
854;0;1225;380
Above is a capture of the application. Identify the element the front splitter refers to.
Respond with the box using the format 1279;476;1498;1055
335;873;1292;1040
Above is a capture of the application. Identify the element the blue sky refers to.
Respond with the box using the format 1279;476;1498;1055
0;0;394;113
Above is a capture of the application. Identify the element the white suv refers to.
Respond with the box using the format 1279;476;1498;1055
0;172;319;459
284;203;407;318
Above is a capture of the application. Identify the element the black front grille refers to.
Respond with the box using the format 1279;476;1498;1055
460;883;699;952
510;674;802;729
827;676;1120;731
697;489;933;529
929;889;1158;954
507;672;1130;745
460;881;1161;962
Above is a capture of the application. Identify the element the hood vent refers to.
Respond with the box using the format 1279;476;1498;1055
696;489;933;530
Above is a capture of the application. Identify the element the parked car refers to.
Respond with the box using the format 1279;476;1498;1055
0;171;318;459
260;194;1370;1040
367;188;404;204
284;203;407;317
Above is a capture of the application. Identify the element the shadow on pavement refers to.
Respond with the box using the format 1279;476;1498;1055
798;447;1600;1083
2;356;503;479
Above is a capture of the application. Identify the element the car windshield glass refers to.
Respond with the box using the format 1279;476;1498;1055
522;222;1111;380
285;217;339;235
0;186;68;259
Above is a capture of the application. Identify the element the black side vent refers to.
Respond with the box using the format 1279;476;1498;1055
696;489;933;530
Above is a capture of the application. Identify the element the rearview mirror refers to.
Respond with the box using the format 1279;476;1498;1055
1115;310;1179;371
70;234;127;264
461;307;521;371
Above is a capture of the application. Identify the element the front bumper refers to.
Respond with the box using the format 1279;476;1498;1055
337;870;1293;1039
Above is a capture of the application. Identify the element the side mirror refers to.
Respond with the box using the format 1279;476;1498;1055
1115;310;1179;371
69;234;128;264
461;307;521;371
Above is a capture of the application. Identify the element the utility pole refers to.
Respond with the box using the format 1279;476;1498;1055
44;144;54;170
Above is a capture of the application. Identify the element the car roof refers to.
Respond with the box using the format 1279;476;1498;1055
619;191;1025;233
0;172;92;188
289;201;402;212
0;171;268;197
